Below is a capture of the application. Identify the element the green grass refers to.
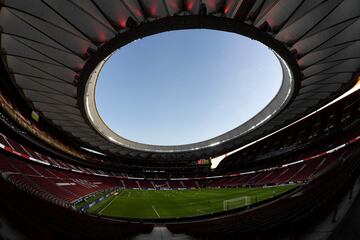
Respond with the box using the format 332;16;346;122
87;185;297;219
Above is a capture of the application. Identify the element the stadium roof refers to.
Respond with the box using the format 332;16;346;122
1;0;359;161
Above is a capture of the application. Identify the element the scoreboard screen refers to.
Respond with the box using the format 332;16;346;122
197;159;210;165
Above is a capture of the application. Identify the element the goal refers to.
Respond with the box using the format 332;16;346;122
223;196;252;211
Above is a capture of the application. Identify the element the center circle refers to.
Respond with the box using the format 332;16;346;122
95;29;282;146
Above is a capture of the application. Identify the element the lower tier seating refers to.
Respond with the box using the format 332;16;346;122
0;152;120;206
0;141;350;209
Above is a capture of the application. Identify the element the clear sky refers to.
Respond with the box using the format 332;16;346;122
96;29;282;146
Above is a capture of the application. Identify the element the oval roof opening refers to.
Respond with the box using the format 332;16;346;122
95;29;282;146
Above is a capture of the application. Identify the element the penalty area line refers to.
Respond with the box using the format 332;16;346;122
152;205;160;218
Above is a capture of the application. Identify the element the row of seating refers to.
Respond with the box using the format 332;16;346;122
0;130;132;178
0;137;350;209
0;92;87;160
2;121;355;185
167;141;360;237
0;106;359;208
208;152;339;187
2;89;358;179
218;91;360;172
0;151;120;206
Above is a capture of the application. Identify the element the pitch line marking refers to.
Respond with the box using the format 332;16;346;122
152;205;160;218
197;209;206;214
99;194;119;215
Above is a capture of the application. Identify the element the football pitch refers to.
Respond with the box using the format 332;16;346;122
87;185;297;219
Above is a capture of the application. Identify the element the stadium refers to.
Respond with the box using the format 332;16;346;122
0;0;360;239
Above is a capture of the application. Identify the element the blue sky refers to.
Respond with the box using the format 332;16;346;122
96;29;282;146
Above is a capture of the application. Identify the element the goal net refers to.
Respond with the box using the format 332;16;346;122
223;196;252;211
